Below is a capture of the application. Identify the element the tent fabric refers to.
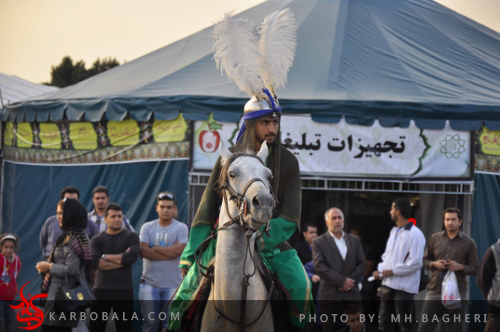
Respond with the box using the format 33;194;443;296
0;73;58;107
469;172;500;330
1;159;189;297
470;172;500;295
4;0;500;129
471;172;500;260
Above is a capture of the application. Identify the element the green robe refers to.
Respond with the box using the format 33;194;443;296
170;146;314;330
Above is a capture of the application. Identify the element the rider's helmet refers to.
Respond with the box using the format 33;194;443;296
212;8;297;195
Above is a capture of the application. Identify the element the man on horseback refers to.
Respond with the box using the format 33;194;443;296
169;9;313;331
169;92;313;331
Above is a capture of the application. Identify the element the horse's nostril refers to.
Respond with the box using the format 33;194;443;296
252;197;260;208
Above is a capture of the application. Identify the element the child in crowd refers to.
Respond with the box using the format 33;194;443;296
0;234;21;332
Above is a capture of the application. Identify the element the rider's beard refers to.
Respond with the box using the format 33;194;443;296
256;135;276;145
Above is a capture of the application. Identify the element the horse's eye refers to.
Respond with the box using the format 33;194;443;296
268;174;273;181
229;172;236;178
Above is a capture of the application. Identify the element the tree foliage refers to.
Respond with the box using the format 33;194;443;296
48;56;121;87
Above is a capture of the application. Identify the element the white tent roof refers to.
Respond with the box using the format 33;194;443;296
4;0;500;129
0;73;58;107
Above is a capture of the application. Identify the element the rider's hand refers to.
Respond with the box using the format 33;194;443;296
311;275;320;283
182;268;189;278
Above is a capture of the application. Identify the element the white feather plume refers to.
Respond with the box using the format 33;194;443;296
258;9;298;92
212;12;263;97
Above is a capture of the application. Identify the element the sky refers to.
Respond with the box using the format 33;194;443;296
1;0;500;84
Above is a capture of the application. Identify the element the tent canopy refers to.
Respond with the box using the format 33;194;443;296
4;0;500;130
0;73;58;107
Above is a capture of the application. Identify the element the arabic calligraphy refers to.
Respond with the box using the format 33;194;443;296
108;126;137;139
40;132;59;140
4;122;15;146
15;123;33;148
39;123;62;149
194;116;460;177
353;137;405;158
108;120;140;146
154;116;188;143
69;123;98;150
479;127;500;156
282;133;406;158
283;133;321;156
10;281;47;330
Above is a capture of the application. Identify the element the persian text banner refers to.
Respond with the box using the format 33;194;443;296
193;115;471;178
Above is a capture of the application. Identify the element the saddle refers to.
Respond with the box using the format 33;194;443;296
181;261;293;332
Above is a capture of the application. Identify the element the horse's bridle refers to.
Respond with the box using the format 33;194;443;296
217;178;271;233
195;153;275;331
216;154;273;235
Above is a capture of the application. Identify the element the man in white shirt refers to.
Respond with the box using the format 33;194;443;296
313;208;366;332
373;198;426;332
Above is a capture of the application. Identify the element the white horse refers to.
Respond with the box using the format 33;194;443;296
201;142;275;332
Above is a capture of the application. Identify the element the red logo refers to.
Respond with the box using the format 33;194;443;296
200;129;221;153
199;114;223;153
10;282;47;330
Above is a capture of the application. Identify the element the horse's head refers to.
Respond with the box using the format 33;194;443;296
218;142;276;231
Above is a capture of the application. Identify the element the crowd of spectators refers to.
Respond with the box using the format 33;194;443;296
1;185;496;332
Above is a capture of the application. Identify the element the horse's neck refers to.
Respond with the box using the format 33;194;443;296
216;222;255;274
214;211;261;301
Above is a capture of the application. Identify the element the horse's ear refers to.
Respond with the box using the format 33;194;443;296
219;141;232;166
256;141;269;163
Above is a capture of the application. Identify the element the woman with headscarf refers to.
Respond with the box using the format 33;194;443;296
36;198;92;332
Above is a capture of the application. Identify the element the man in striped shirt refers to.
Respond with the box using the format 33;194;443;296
88;185;134;232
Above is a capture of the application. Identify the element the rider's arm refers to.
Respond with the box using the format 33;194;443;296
179;225;211;269
179;157;223;269
259;147;301;250
276;147;301;226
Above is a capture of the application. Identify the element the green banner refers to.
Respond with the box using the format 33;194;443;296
3;114;189;164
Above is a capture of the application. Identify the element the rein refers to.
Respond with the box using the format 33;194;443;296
195;153;275;331
212;230;275;331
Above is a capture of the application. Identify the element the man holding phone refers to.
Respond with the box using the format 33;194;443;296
418;207;479;332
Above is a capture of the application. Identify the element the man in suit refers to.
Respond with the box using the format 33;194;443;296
313;207;367;332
